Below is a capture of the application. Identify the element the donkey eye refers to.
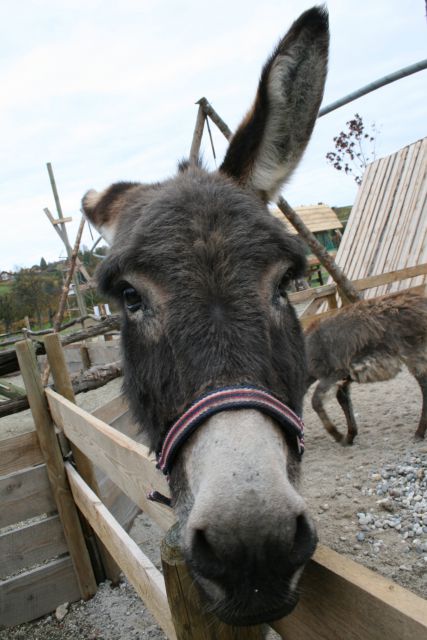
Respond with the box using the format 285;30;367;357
123;287;142;312
273;273;292;306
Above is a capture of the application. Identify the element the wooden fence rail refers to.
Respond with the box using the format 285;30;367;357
45;385;427;640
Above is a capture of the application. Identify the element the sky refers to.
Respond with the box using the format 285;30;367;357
0;0;426;271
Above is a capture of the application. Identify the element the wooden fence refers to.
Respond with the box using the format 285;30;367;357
0;376;139;627
1;332;426;638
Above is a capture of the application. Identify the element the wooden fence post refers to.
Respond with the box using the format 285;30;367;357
15;339;97;599
161;524;263;640
43;332;122;584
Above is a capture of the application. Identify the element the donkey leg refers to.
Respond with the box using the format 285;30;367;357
413;374;427;440
312;379;343;442
336;380;358;445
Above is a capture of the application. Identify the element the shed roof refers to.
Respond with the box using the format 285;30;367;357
270;204;343;234
333;137;427;298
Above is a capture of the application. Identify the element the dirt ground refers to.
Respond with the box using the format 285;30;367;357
1;368;426;639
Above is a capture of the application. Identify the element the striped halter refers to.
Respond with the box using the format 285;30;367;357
156;385;305;476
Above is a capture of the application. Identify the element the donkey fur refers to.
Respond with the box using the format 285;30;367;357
306;290;427;443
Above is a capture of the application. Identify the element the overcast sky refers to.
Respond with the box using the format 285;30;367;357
0;0;426;271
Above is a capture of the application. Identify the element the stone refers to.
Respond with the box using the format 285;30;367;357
55;602;69;622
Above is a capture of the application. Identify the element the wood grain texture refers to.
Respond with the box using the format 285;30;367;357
0;556;80;629
334;138;427;298
46;388;175;531
44;331;120;583
0;430;43;476
271;544;427;640
0;465;55;529
15;339;97;599
66;463;176;640
0;515;67;578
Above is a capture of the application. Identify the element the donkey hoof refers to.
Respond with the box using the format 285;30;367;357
343;435;355;446
332;431;343;443
413;432;425;442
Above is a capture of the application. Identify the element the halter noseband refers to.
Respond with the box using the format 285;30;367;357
156;385;305;476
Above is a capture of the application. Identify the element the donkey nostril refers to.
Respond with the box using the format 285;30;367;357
291;514;317;566
191;528;225;579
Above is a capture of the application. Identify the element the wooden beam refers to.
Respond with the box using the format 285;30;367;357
15;339;97;599
0;556;80;628
51;216;72;225
44;332;120;583
0;465;56;529
0;430;43;476
189;104;205;165
0;379;26;399
161;524;263;640
271;544;427;640
0;514;67;577
66;463;176;640
353;262;427;291
46;387;175;531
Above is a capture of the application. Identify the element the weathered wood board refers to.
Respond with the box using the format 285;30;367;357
0;465;56;529
0;515;67;578
0;556;80;628
0;431;43;476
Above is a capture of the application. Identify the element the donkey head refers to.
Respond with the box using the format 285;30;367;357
82;7;328;625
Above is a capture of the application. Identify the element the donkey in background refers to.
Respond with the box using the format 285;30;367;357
306;290;427;444
82;7;329;627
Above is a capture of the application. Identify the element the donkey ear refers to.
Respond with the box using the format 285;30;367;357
81;182;138;245
220;6;329;201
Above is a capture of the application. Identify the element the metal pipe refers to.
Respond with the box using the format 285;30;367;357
318;59;427;117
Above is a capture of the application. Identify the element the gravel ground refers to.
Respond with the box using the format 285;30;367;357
1;368;426;638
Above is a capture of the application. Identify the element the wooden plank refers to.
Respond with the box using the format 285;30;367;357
0;515;67;578
288;283;336;305
15;339;97;599
0;430;43;476
91;393;129;424
46;388;175;531
272;544;427;640
301;284;426;330
370;144;419;297
353;153;396;281
44;331;119;583
66;463;176;640
353;263;427;291
52;216;72;224
0;465;56;529
0;556;80;629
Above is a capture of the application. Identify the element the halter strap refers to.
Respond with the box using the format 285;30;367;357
156;386;304;476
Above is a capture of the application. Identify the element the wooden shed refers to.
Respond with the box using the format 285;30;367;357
271;203;343;250
334;137;427;298
271;204;343;285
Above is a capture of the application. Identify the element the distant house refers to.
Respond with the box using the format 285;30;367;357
0;271;14;282
270;204;343;284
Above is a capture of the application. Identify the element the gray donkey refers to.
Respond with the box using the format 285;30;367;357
82;7;328;627
306;289;427;444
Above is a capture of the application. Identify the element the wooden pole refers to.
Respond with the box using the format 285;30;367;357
277;197;361;304
197;99;362;305
42;216;87;386
161;524;263;640
43;332;121;583
15;339;97;600
46;162;87;317
189;104;206;165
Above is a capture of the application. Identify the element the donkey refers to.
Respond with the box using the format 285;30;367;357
306;290;427;445
82;7;328;626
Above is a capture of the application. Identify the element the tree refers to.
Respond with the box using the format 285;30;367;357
326;113;378;186
0;293;17;332
40;257;47;269
12;269;62;328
